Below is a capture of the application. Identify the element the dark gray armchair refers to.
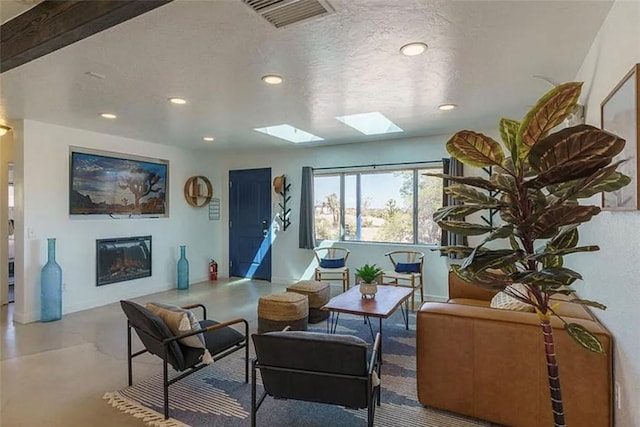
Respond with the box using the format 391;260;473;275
251;331;381;427
120;300;249;419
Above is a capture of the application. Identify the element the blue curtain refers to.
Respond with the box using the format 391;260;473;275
299;166;315;249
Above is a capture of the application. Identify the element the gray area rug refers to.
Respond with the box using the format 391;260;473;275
105;312;489;426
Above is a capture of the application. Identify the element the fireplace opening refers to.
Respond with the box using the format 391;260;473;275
96;236;152;286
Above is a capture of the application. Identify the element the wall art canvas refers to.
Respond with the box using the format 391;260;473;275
70;148;169;216
601;64;640;210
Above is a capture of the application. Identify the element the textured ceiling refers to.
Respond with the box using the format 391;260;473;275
0;0;613;150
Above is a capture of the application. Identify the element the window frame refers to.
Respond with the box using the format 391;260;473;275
313;165;443;246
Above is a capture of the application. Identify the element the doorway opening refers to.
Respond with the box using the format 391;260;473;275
8;163;14;303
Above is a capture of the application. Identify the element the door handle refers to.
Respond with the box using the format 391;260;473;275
262;220;268;237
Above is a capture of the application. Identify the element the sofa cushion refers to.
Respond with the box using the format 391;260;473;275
490;284;534;312
146;302;206;349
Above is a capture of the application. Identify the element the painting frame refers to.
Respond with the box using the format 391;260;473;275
69;147;169;217
601;63;640;211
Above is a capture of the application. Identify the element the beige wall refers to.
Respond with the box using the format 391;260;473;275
0;128;14;305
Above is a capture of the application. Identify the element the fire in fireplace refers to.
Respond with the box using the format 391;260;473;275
96;236;152;286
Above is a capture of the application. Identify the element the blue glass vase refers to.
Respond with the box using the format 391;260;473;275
177;245;189;290
41;238;62;322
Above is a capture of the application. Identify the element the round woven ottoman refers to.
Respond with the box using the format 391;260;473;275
258;292;308;334
286;280;330;324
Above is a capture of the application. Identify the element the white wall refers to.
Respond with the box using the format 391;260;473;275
573;1;640;426
15;120;223;323
217;135;452;298
0;129;14;305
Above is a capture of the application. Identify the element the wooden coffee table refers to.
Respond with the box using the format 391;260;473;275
321;285;412;347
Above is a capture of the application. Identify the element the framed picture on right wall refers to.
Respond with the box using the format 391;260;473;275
601;63;640;210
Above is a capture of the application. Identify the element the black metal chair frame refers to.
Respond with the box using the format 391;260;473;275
125;303;249;420
251;332;382;427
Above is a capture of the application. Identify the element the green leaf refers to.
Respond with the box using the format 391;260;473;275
483;225;515;244
575;172;631;199
549;227;579;250
566;323;605;354
525;157;612;190
520;267;583;288
517;82;583;156
424;173;502;192
542;255;563;268
499;193;519;224
450;265;511;291
546;245;600;256
528;205;601;239
463;249;524;273
446;131;505;168
436;246;476;257
433;205;489;222
499;118;520;159
509;235;521;251
438;221;493;236
529;189;548;214
528;124;625;172
445;184;501;205
548;160;626;200
570;299;607;310
490;173;517;194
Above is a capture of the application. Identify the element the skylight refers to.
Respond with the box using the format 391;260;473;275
335;112;403;135
254;124;323;143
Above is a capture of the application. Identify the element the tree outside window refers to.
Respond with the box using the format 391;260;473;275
313;167;442;245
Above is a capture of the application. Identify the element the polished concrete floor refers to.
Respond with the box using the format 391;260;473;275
0;278;291;427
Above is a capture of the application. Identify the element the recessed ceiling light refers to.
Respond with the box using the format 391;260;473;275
335;112;403;135
254;124;323;143
261;74;283;85
438;104;457;111
169;97;187;105
400;42;428;56
203;137;215;142
100;113;117;119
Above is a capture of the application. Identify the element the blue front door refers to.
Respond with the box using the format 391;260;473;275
229;168;272;281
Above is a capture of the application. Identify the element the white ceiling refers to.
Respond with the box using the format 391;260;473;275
0;0;613;151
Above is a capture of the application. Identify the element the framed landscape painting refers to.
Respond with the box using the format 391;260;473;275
601;63;640;210
70;147;169;217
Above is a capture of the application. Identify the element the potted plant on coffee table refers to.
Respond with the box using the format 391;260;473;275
428;81;629;427
355;264;383;299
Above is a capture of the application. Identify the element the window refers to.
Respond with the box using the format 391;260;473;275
314;166;443;245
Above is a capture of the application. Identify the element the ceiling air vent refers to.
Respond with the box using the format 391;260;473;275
243;0;334;28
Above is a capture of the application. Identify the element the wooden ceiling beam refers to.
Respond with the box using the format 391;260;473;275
0;0;173;73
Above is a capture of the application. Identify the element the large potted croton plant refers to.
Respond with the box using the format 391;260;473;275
429;82;628;427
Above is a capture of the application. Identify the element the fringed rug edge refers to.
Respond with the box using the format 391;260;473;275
103;391;190;427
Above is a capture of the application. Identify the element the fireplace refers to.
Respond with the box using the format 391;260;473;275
96;236;152;286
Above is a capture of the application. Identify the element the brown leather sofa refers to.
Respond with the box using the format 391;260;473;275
417;272;613;427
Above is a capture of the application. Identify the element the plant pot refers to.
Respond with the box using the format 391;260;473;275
360;281;377;299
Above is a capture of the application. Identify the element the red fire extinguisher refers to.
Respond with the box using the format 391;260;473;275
209;259;218;281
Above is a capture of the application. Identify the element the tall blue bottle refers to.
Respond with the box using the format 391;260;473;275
41;238;62;321
177;245;189;290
